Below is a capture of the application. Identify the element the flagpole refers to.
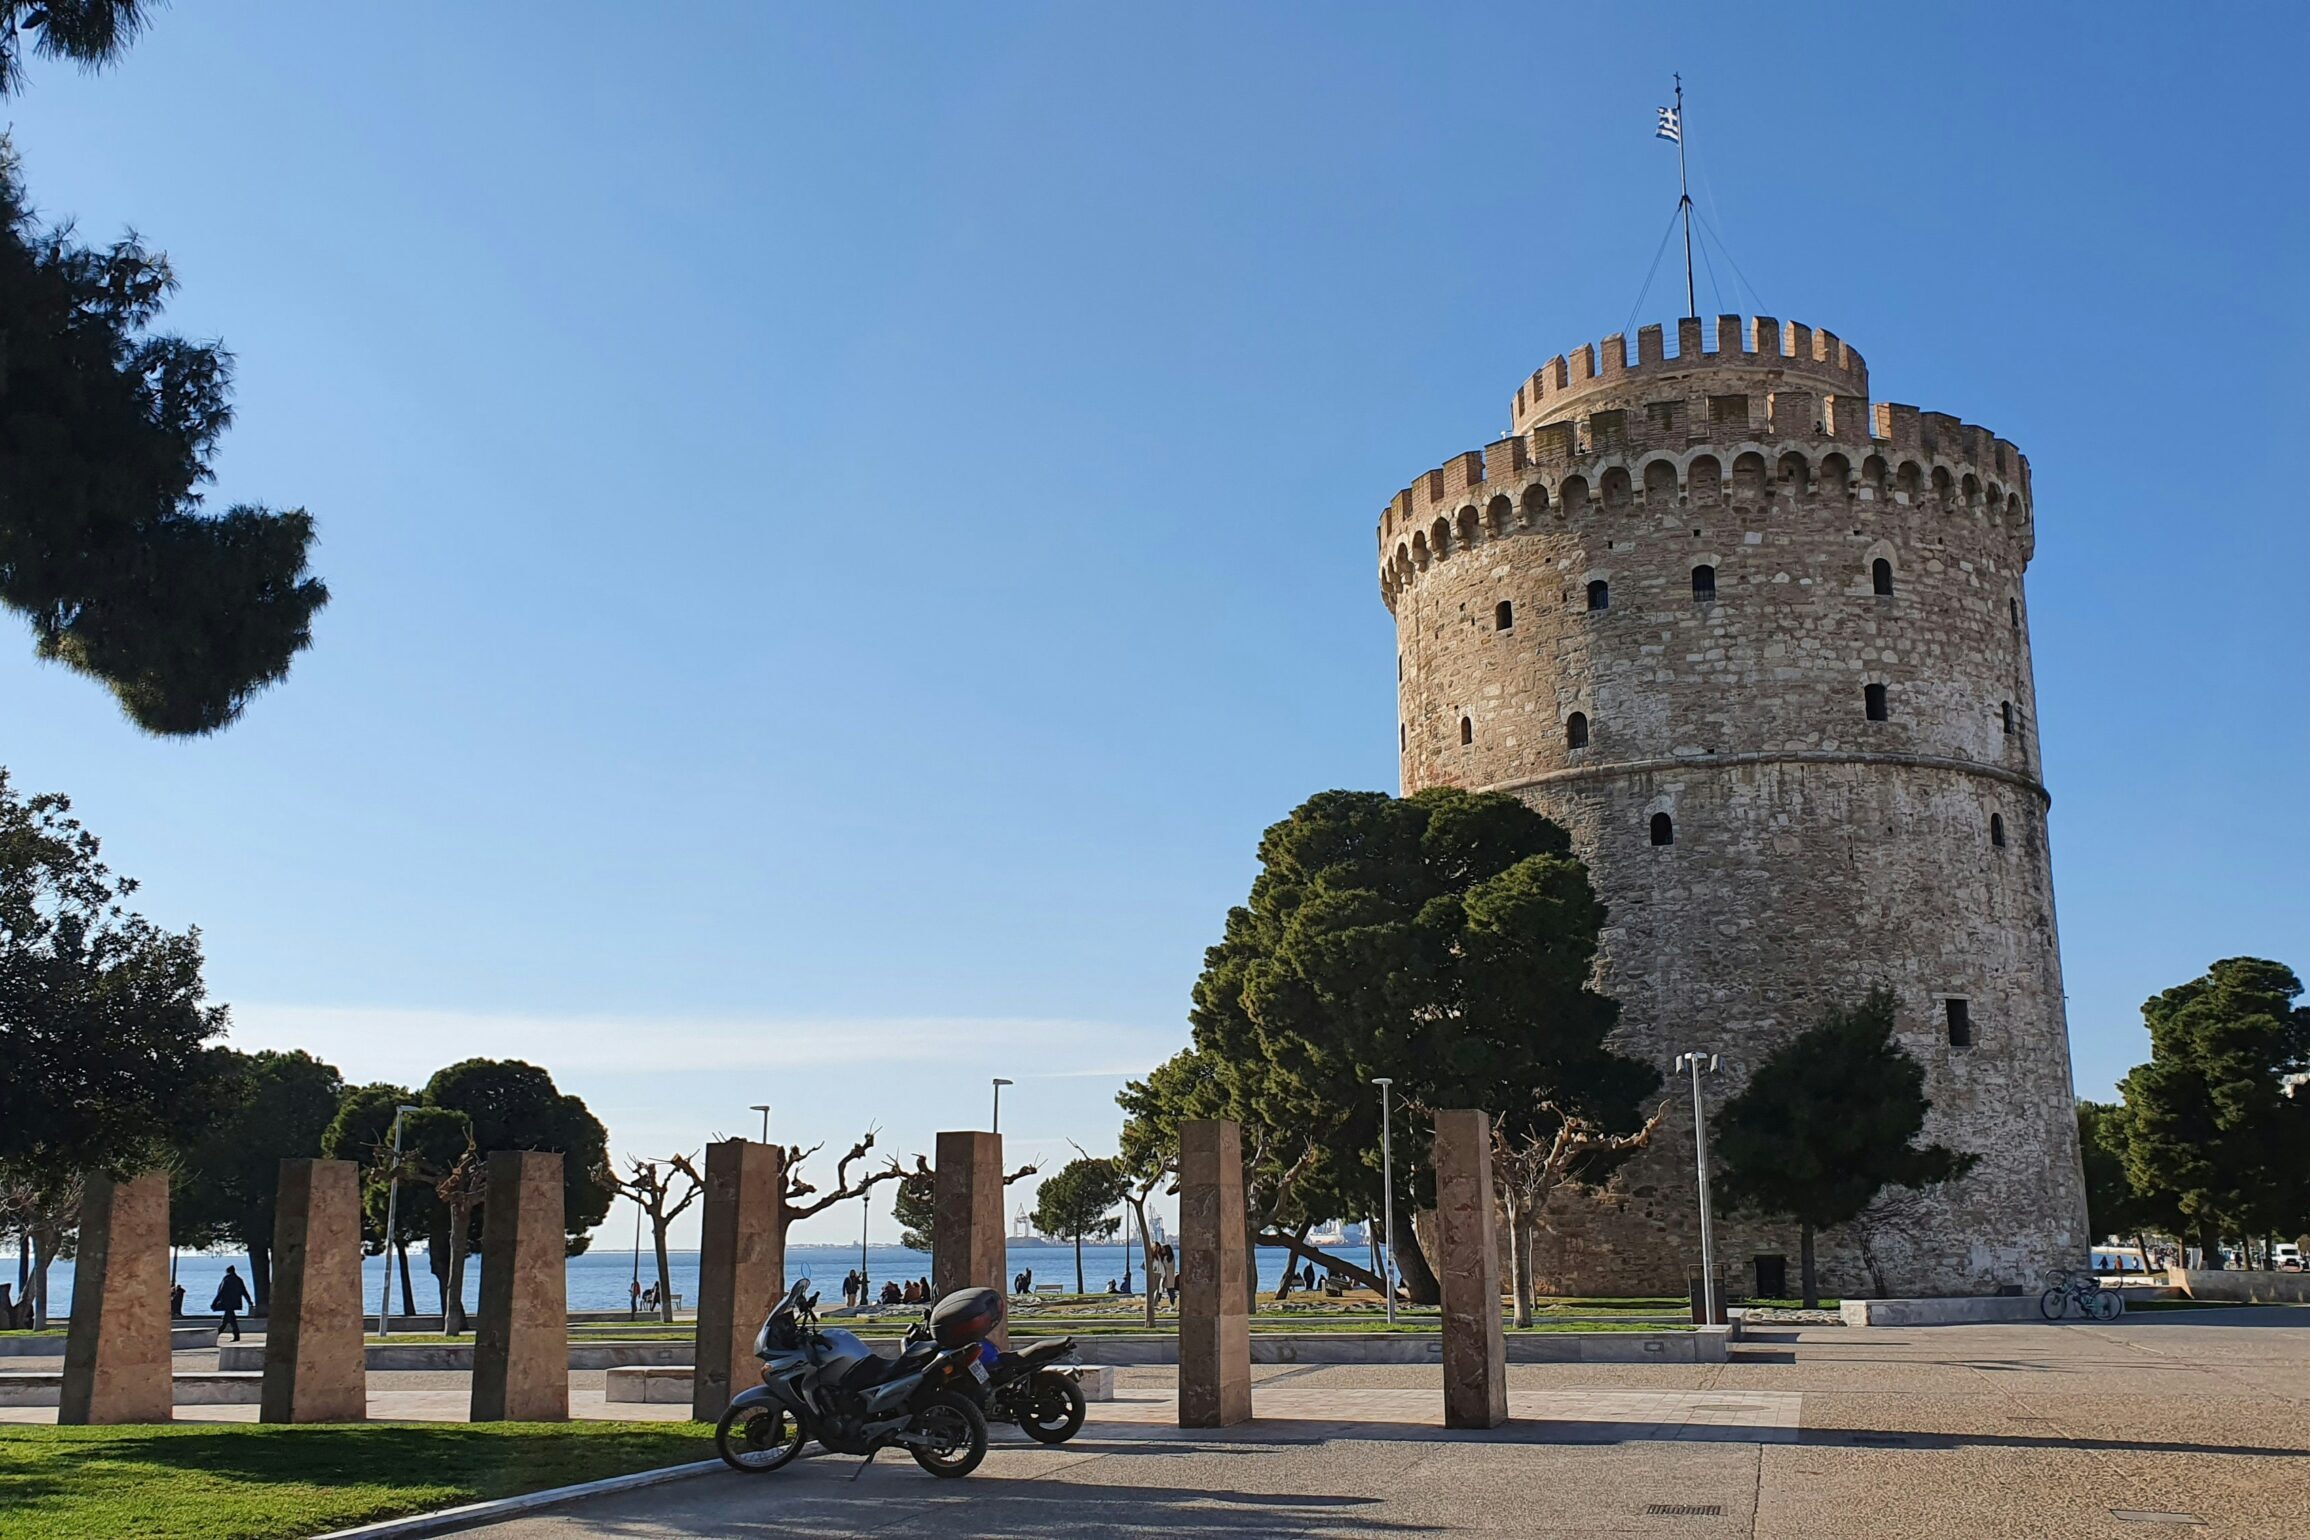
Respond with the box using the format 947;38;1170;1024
1675;74;1695;320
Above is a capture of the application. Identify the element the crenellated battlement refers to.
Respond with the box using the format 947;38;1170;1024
1374;413;2032;610
1511;314;1868;433
1376;315;2030;606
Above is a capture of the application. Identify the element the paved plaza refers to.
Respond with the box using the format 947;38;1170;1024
7;1310;2306;1535
457;1312;2309;1539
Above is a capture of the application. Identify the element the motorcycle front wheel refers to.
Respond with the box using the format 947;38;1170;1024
716;1401;806;1473
908;1392;989;1478
1017;1369;1087;1445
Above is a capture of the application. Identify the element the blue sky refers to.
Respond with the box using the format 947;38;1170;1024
3;2;2302;1245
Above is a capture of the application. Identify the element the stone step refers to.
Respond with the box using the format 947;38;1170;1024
0;1370;262;1407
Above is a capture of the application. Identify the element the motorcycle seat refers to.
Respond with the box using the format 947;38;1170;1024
840;1338;939;1391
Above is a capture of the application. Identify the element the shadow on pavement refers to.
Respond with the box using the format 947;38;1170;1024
1796;1426;2310;1457
535;1468;1431;1538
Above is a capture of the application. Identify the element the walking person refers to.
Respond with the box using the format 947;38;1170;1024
211;1265;251;1342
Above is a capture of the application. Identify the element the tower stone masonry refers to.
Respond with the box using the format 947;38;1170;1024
1378;314;2088;1297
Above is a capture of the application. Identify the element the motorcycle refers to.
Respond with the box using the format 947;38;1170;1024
898;1315;1089;1444
978;1333;1089;1445
715;1279;1000;1479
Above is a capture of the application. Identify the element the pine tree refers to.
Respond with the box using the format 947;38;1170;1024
2114;959;2310;1268
1714;988;1976;1305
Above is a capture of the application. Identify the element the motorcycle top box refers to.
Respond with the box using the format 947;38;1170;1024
930;1287;1004;1348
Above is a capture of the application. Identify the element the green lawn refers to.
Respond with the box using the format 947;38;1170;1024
0;1422;710;1540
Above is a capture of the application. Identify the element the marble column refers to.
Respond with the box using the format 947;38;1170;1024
691;1139;784;1421
1177;1119;1251;1428
260;1159;368;1422
59;1170;172;1425
1433;1108;1508;1429
470;1150;568;1422
932;1130;1007;1348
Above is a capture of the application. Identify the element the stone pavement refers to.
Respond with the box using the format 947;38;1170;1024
459;1311;2310;1539
5;1312;2306;1534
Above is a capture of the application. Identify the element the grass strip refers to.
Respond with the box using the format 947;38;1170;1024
0;1421;709;1540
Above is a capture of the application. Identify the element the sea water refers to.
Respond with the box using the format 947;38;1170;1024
34;1241;1368;1317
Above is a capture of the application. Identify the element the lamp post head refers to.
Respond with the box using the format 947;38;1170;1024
1372;1077;1393;1088
992;1078;1013;1088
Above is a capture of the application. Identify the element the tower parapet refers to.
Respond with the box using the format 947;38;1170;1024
1379;316;2032;611
1511;315;1867;434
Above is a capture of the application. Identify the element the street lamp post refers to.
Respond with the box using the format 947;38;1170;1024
991;1078;1013;1135
749;1105;772;1144
377;1104;421;1337
1674;1052;1722;1325
1374;1077;1397;1325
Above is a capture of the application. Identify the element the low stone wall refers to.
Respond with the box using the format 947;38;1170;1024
1025;1330;1725;1366
217;1340;694;1372
1840;1297;2045;1327
0;1370;262;1407
602;1366;694;1404
2169;1269;2310;1305
3;1326;215;1355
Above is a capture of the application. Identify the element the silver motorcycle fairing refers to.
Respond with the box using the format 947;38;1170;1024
728;1379;811;1424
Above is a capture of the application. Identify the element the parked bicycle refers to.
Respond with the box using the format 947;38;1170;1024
2039;1268;2123;1321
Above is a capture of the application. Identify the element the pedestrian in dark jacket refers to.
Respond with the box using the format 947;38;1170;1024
212;1266;252;1341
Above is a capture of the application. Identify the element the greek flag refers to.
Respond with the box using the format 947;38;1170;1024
1655;105;1681;144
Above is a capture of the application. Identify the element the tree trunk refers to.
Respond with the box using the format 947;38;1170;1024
396;1240;417;1318
1273;1221;1312;1300
653;1218;675;1323
1507;1191;1535;1328
248;1237;272;1316
1386;1219;1441;1311
29;1227;57;1331
1799;1223;1819;1308
445;1202;473;1334
1073;1232;1085;1295
1125;1195;1157;1327
2197;1223;2224;1270
1857;1230;1889;1299
1254;1231;1385;1293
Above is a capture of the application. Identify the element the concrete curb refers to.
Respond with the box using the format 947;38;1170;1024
311;1458;724;1540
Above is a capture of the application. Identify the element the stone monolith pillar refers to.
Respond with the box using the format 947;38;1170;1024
1177;1119;1251;1427
692;1139;784;1421
1434;1109;1507;1429
470;1150;568;1421
260;1159;368;1422
933;1131;1006;1348
59;1170;172;1425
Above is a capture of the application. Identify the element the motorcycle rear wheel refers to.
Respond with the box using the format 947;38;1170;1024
1017;1369;1087;1445
716;1402;806;1473
908;1392;989;1478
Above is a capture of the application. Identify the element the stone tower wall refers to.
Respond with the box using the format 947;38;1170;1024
1379;315;2088;1298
